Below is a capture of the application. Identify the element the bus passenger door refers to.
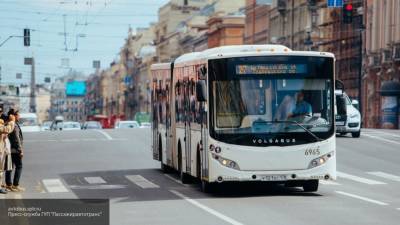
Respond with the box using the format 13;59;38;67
184;79;191;174
165;83;172;166
151;81;160;161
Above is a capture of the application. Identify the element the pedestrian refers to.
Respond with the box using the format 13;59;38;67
5;109;24;192
0;112;16;194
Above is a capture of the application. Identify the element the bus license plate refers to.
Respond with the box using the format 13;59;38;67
261;175;287;181
336;121;345;126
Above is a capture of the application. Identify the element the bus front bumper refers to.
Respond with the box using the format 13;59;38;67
208;155;336;183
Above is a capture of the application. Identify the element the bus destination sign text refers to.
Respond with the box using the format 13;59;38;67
236;64;307;75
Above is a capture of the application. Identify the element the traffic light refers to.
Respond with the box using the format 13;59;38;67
23;28;30;46
342;3;353;24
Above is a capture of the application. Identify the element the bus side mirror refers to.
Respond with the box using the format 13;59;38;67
196;80;207;102
336;95;347;115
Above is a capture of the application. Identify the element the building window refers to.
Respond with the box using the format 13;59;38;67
183;0;188;6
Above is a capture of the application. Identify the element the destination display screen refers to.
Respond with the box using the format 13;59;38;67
236;64;307;75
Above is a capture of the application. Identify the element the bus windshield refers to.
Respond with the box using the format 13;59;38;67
213;79;332;132
208;56;334;146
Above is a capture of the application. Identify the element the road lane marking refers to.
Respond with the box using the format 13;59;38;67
164;174;191;187
363;130;400;138
367;172;400;182
320;180;340;185
84;176;107;184
170;190;244;225
126;175;159;189
335;191;388;206
362;133;400;145
94;130;113;140
337;171;386;185
42;179;69;193
69;184;127;190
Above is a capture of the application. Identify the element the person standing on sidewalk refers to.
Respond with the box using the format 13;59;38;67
5;109;24;192
0;113;16;194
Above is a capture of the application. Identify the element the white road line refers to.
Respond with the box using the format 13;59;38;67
125;175;159;189
335;191;388;206
362;133;400;145
42;179;69;193
397;208;400;211
320;180;341;185
164;174;190;187
337;171;386;185
367;172;400;182
84;176;107;184
94;130;113;140
363;130;400;138
170;190;244;225
69;184;127;190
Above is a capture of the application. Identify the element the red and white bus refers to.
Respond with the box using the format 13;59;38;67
151;45;336;192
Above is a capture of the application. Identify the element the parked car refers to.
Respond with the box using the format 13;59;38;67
41;121;52;131
61;121;81;131
139;122;151;128
114;121;139;129
82;121;102;129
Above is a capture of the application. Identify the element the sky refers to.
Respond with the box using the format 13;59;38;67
0;0;168;85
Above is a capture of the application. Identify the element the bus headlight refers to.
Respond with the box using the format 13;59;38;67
308;151;334;169
212;153;240;170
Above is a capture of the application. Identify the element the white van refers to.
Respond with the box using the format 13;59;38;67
335;90;361;138
19;113;41;132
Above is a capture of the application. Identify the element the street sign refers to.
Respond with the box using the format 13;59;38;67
16;73;22;79
327;0;343;8
24;57;33;65
44;77;51;83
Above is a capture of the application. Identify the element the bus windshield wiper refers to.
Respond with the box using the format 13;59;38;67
273;120;322;142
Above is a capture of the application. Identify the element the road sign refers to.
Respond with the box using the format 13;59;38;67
327;0;343;7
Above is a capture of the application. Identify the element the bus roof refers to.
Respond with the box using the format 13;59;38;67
152;45;335;69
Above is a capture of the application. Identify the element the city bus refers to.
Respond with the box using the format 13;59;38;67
151;45;336;193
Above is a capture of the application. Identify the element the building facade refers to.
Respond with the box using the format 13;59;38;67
244;0;271;44
363;0;400;128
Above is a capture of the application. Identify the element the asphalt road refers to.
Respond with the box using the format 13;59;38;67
1;128;400;225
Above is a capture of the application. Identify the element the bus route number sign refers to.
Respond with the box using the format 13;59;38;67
236;64;307;75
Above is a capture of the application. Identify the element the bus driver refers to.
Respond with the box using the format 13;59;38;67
288;90;312;118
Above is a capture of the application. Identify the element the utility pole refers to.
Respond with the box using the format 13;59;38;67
30;57;36;113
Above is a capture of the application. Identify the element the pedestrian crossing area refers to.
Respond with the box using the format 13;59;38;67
2;170;400;198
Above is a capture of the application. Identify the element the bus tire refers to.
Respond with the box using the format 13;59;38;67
352;131;361;138
178;143;191;184
196;147;201;179
201;180;215;193
303;180;319;192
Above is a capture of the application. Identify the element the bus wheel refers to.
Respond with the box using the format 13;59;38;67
303;180;319;192
159;137;169;173
178;145;191;184
352;131;361;138
200;180;215;193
